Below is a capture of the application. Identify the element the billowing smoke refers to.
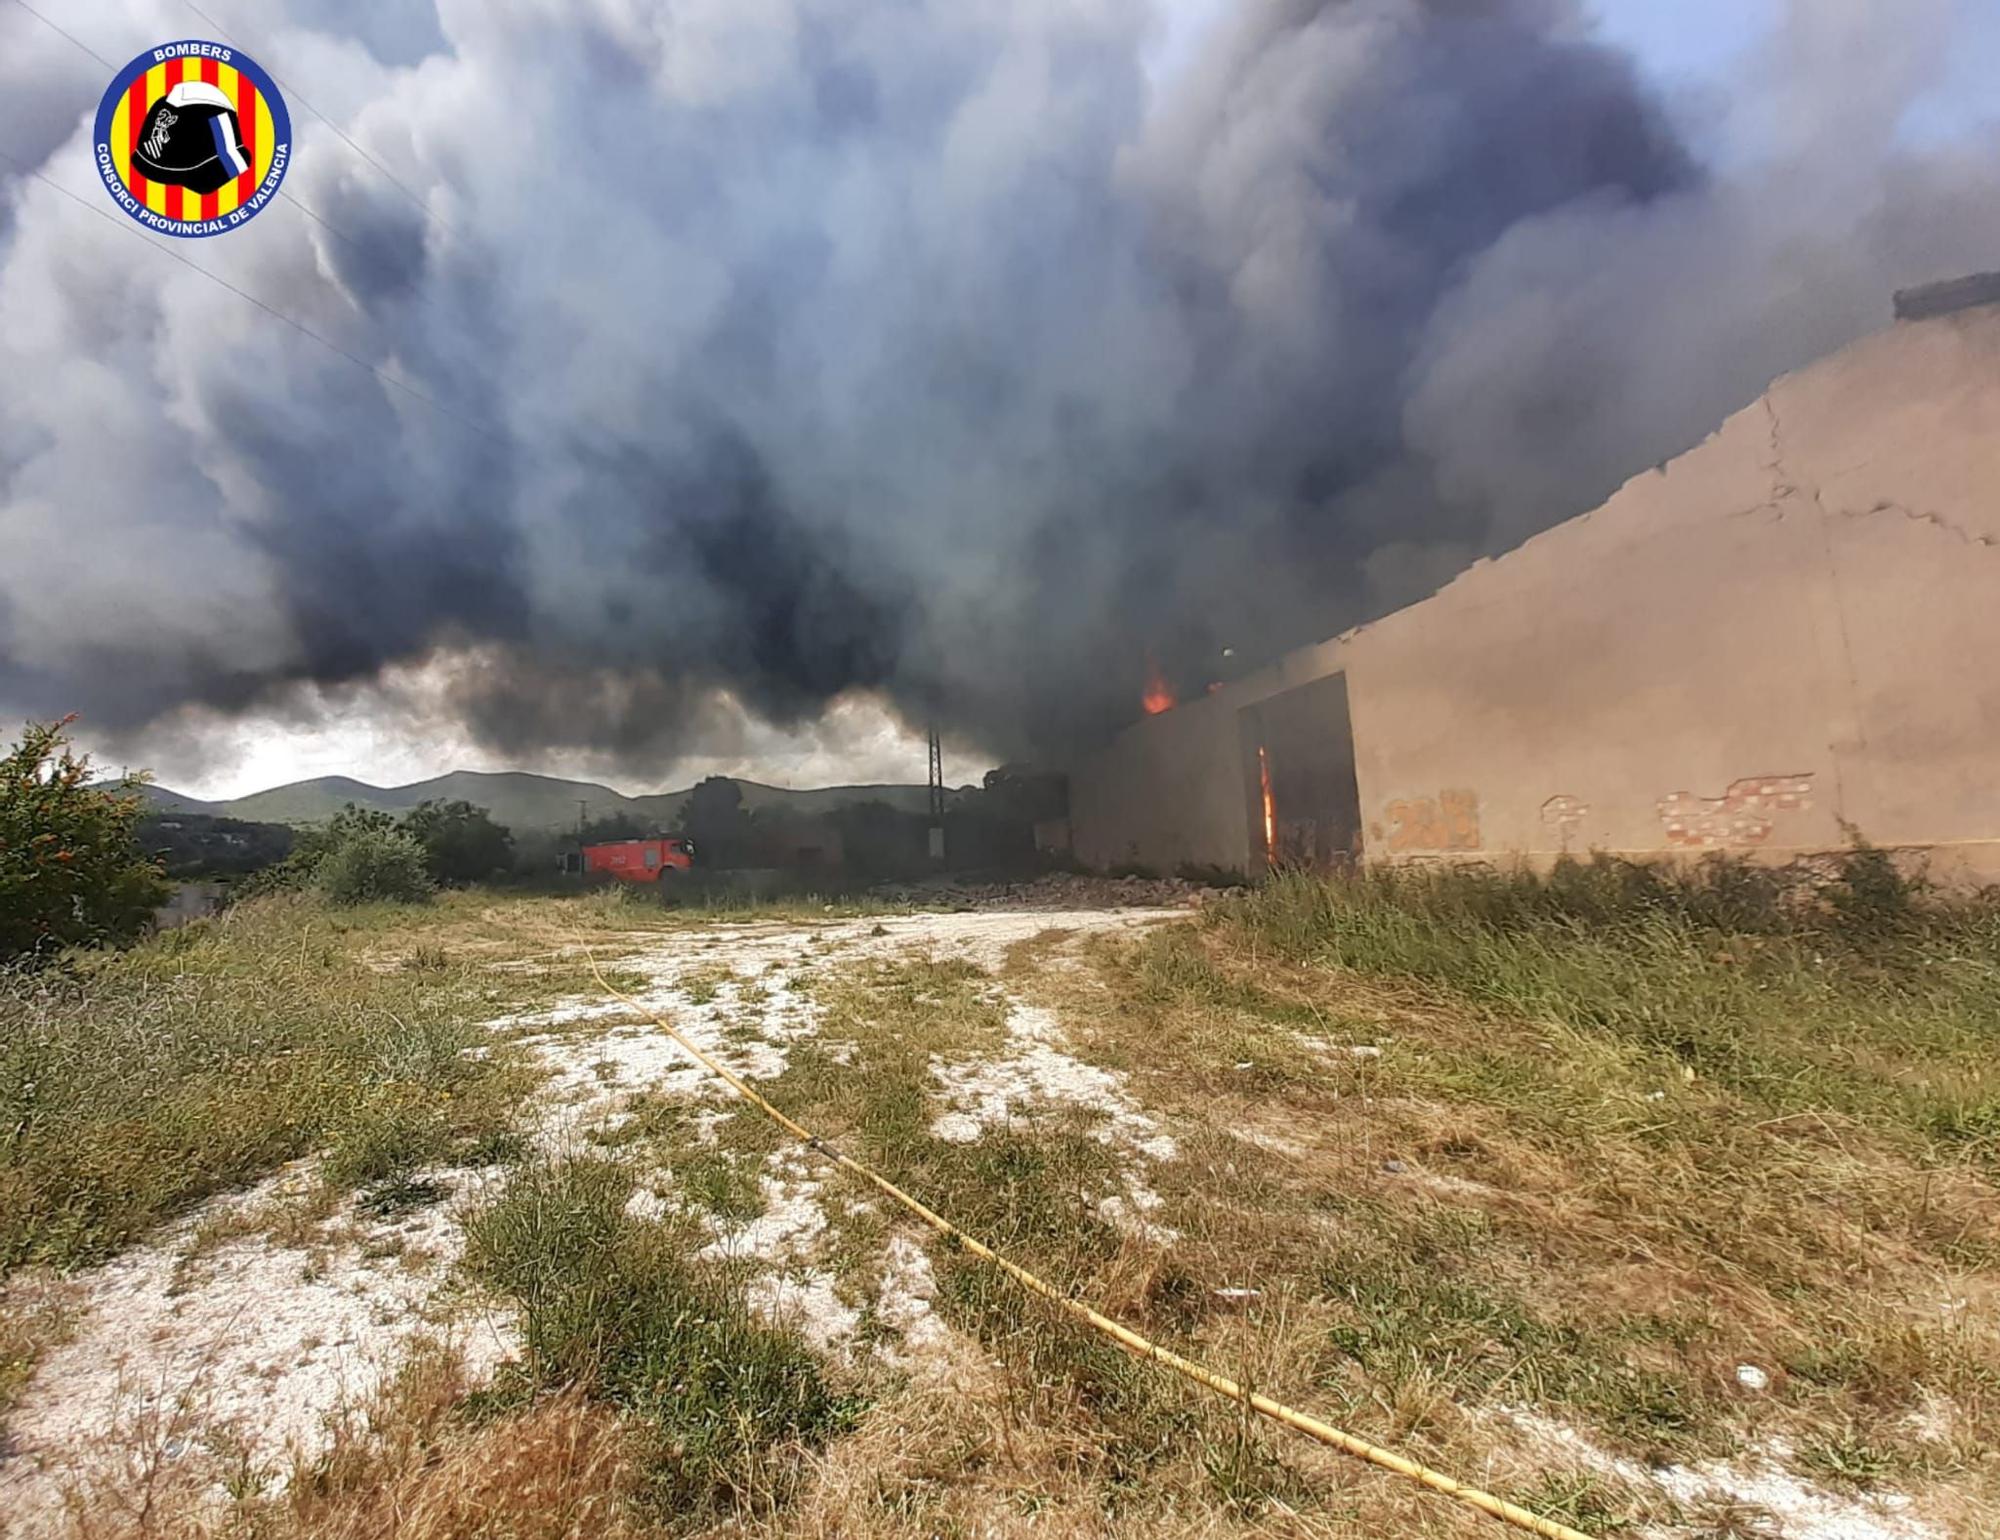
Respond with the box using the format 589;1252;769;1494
0;0;1994;777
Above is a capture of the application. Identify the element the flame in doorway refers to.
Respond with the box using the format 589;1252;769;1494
1257;744;1276;865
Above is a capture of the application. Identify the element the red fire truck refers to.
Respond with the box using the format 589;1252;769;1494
580;836;696;891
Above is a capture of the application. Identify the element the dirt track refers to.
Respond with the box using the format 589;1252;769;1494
0;904;1185;1533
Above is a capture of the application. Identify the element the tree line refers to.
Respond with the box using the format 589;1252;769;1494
240;799;515;904
2;715;1072;964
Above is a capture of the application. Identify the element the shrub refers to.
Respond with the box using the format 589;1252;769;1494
317;826;434;906
403;798;515;884
229;803;400;902
0;718;169;962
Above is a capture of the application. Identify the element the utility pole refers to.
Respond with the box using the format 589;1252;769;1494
927;723;946;865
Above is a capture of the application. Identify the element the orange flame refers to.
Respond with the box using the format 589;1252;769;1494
1257;744;1276;865
1141;655;1176;716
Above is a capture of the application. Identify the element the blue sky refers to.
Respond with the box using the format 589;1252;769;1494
1595;0;1997;145
1587;0;1775;85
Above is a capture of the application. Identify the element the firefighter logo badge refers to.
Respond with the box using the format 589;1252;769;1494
94;41;291;238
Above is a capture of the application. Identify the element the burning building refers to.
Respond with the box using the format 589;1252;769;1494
1071;286;2000;883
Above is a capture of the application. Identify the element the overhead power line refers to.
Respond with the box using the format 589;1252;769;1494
11;0;116;69
0;146;506;446
180;0;459;243
8;0;398;268
4;0;503;445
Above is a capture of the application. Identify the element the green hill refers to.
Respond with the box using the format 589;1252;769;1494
126;784;222;816
136;771;939;834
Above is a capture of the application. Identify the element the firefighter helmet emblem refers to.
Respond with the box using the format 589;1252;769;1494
94;41;291;238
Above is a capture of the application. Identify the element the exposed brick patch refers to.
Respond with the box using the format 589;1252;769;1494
1658;775;1813;849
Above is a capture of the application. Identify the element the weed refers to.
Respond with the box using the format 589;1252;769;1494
1685;1497;1785;1539
1795;1428;1902;1488
324;1085;453;1189
465;1157;859;1528
680;963;736;1004
1211;858;2000;1139
357;1174;451;1219
996;860;2000;1527
20;882;1997;1538
674;1145;768;1221
1506;1470;1638;1533
1313;1199;1705;1456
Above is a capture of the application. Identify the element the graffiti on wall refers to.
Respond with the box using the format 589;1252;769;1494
1381;789;1482;853
1658;775;1814;849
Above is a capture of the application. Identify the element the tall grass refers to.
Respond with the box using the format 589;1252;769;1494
0;895;527;1272
1218;853;2000;1147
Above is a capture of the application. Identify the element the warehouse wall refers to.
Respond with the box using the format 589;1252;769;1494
1071;304;2000;880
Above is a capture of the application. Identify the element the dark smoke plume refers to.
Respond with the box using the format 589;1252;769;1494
0;0;1995;774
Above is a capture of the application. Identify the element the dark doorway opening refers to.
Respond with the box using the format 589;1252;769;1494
1238;673;1363;870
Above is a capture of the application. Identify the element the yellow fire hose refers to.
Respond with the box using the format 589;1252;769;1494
586;953;1597;1540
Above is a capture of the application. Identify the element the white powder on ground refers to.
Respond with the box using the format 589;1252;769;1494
532;1013;788;1153
841;908;1182;972
0;906;1182;1533
931;1110;986;1143
1237;1127;1311;1160
1505;1408;1945;1540
0;1164;516;1534
928;1005;1179;1162
927;1002;1181;1242
746;1270;862;1355
1902;1389;1958;1446
874;1234;951;1364
699;1154;829;1265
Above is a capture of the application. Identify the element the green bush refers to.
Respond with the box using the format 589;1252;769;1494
0;718;169;962
236;801;517;900
402;798;514;884
316;826;434;906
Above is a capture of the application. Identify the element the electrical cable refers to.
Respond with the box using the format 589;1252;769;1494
584;949;1602;1540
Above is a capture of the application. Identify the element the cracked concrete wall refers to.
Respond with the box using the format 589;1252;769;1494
1071;305;2000;878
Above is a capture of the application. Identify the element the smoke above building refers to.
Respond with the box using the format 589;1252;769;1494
1;0;1995;777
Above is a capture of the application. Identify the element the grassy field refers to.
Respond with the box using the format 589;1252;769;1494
0;885;897;1272
1011;855;2000;1533
5;859;1998;1538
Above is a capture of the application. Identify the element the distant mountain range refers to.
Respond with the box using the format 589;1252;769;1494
132;770;938;832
